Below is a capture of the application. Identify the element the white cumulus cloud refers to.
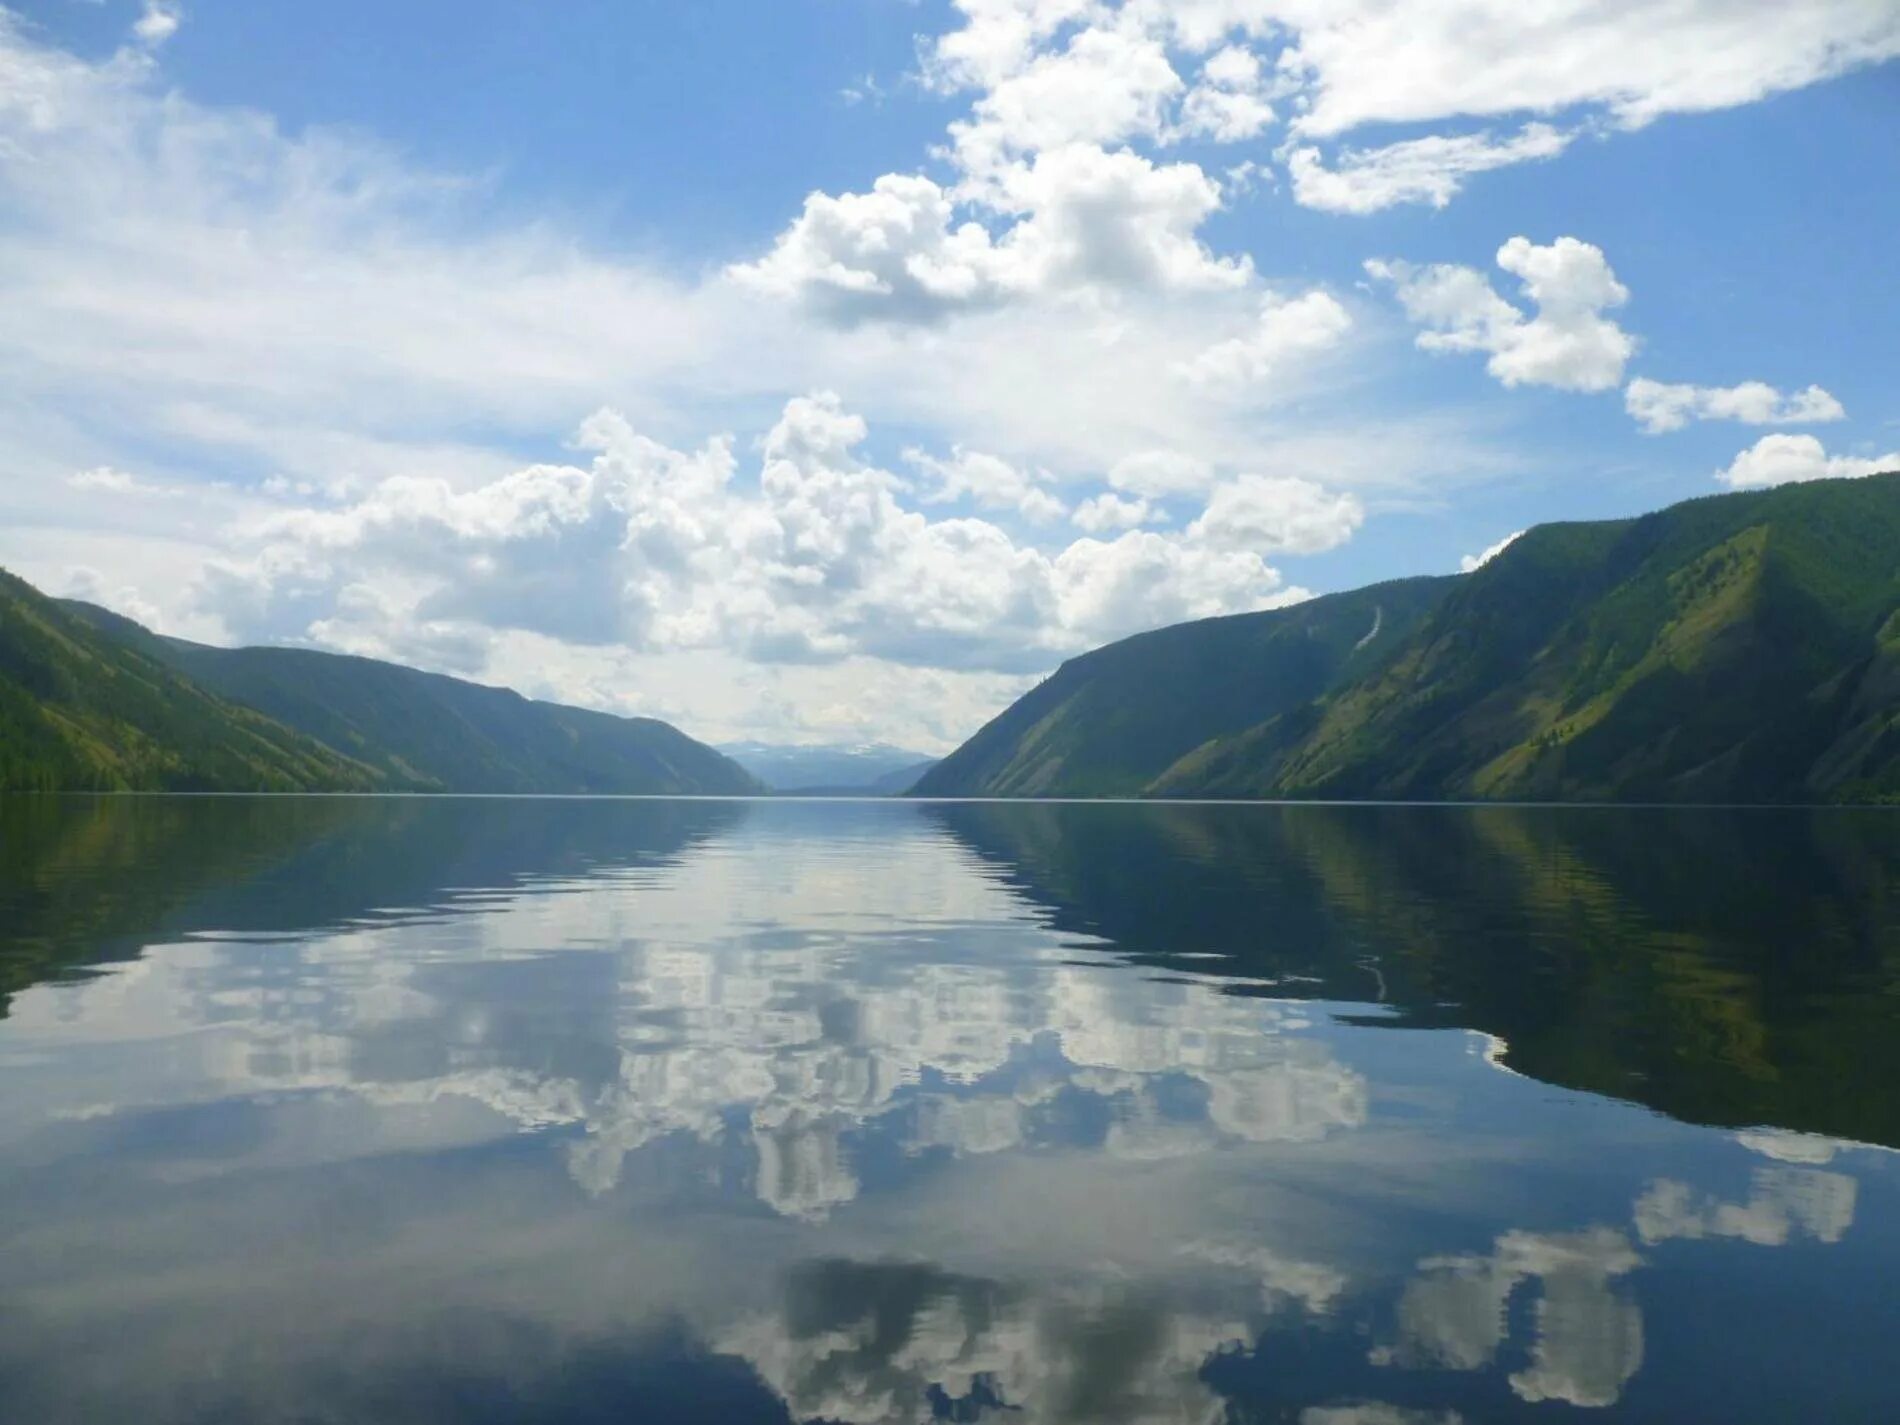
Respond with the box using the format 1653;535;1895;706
726;174;1013;323
1071;492;1156;532
904;445;1068;522
1625;378;1846;434
733;144;1250;322
1186;473;1364;555
1368;236;1635;392
1714;434;1900;489
1174;289;1352;386
947;21;1184;180
916;0;1900;213
1173;44;1275;143
197;395;1346;679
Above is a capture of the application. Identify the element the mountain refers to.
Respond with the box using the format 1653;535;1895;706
52;596;762;796
917;473;1900;804
720;741;938;794
914;576;1453;797
1;568;382;792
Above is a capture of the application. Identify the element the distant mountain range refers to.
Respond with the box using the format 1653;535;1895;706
0;568;760;794
917;473;1900;804
720;741;937;795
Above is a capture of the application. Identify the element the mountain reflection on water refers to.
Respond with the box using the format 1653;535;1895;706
0;796;1894;1424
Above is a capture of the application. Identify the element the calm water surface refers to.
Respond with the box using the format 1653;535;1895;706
0;796;1896;1423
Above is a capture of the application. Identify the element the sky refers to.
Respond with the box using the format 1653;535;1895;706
2;1;1897;752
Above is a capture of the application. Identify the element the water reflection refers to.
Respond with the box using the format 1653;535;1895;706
0;796;1894;1423
1635;1165;1856;1248
1378;1226;1645;1408
721;1259;1256;1425
927;800;1900;1147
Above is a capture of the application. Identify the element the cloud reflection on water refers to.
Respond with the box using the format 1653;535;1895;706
0;798;1891;1424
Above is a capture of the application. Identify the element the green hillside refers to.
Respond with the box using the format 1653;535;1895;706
918;474;1900;804
913;576;1452;797
58;599;763;796
0;570;381;792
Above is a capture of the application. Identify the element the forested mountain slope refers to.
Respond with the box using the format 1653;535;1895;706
914;577;1451;798
0;570;379;792
59;599;762;796
918;474;1900;804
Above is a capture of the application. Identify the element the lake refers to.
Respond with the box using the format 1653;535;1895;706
0;795;1895;1422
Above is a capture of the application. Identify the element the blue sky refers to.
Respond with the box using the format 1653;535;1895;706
3;0;1897;748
